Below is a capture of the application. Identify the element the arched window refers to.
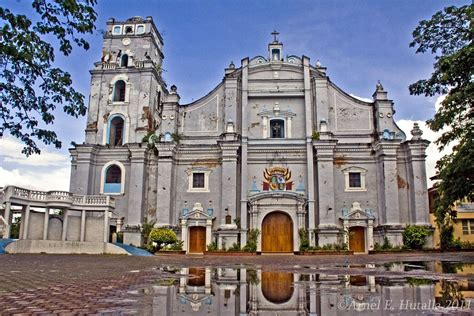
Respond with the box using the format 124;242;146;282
270;119;285;138
120;54;128;67
108;116;124;146
113;80;126;102
104;165;122;194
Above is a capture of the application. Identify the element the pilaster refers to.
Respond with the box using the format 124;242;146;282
239;57;249;246
374;141;401;225
406;139;430;225
218;137;240;227
127;144;148;226
156;143;176;226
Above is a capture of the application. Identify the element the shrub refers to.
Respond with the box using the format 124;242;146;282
243;229;259;252
148;228;177;252
167;240;183;251
402;225;431;250
440;225;455;250
299;228;310;251
140;217;156;246
227;243;241;252
207;241;218;252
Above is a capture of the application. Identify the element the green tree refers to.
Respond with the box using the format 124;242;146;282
0;0;97;155
409;5;473;227
148;228;178;252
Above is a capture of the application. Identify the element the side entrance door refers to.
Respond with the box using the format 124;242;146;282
349;226;365;253
189;226;206;253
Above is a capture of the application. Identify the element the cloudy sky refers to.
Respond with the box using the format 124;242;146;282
0;0;467;191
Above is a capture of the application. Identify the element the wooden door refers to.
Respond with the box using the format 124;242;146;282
189;226;206;253
262;271;294;303
349;226;365;253
262;212;293;252
187;267;205;286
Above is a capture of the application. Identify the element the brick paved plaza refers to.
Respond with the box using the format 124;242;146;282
1;252;474;315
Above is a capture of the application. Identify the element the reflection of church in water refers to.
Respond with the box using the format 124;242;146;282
143;265;438;315
70;16;431;253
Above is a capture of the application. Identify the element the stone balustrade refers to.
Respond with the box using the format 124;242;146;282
2;186;114;208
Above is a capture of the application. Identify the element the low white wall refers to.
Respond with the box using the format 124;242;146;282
5;240;129;255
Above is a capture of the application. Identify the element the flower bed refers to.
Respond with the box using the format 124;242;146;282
155;250;186;255
298;250;354;255
204;251;257;256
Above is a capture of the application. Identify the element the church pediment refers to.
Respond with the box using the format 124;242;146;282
340;202;375;220
181;202;215;219
248;190;306;205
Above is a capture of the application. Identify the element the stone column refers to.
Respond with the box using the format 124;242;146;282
80;210;86;242
287;116;292;138
262;116;268;138
367;220;374;250
43;208;49;240
205;268;211;294
239;269;247;314
3;202;11;238
205;219;212;250
103;210;109;243
23;204;31;240
61;209;69;241
181;219;188;253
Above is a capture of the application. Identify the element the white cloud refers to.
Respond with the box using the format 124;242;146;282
0;136;71;191
396;114;453;187
0;136;68;166
349;94;373;103
0;166;70;191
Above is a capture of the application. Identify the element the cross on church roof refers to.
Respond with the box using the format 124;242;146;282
271;30;279;42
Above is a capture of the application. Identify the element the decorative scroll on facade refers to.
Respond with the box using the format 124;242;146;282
262;167;293;191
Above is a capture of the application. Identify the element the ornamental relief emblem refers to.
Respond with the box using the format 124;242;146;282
262;167;293;191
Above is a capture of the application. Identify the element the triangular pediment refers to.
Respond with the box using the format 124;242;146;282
343;209;374;220
184;209;211;219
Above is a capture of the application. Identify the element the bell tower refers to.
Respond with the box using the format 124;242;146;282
84;16;166;146
268;30;283;61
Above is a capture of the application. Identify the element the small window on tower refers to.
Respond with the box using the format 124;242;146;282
125;26;134;34
113;26;122;34
113;80;126;102
120;54;129;67
272;48;281;61
136;25;145;34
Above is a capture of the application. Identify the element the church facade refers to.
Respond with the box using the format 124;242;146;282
69;17;431;253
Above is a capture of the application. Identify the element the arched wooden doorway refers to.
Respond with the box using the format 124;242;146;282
262;271;294;304
189;226;206;253
262;211;293;252
349;226;365;253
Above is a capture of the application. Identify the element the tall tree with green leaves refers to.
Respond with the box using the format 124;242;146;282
409;5;473;232
0;0;97;155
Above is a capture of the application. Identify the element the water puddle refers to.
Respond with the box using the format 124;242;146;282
123;261;474;315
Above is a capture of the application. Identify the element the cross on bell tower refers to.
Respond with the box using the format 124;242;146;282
271;30;280;43
268;30;283;61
